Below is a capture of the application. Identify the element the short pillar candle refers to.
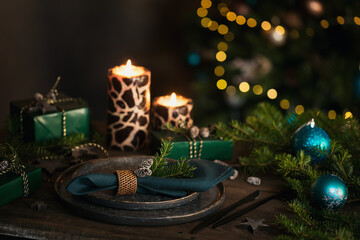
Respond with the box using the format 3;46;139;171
107;60;151;151
152;93;193;130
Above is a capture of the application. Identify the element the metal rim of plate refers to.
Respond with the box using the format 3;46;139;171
55;156;226;226
70;156;200;210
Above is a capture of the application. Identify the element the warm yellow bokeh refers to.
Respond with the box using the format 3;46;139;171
236;15;246;25
226;12;236;22
197;8;208;18
328;110;336;119
275;26;285;35
261;21;271;31
337;16;345;25
218;24;229;35
345;111;353;119
226;86;236;96
247;18;257;28
267;89;278;99
217;42;228;51
216;51;227;62
214;66;225;77
280;99;290;110
216;79;227;90
201;0;212;9
320;19;329;29
239;82;250;92
201;17;212;28
295;105;304;115
253;85;263;95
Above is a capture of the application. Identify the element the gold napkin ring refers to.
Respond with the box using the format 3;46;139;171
115;170;137;195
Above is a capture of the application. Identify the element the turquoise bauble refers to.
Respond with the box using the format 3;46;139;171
292;119;331;164
311;174;348;210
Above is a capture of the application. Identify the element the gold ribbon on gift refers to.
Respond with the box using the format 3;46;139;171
0;151;29;197
189;140;203;159
114;170;137;195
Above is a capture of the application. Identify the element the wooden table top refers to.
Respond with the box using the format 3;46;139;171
0;148;291;240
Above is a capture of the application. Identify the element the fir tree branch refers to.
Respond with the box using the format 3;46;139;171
150;139;196;178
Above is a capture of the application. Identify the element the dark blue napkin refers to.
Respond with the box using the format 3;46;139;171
66;159;234;197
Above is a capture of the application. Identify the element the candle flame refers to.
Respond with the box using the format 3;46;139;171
170;92;177;107
112;59;145;78
156;92;189;108
125;59;132;71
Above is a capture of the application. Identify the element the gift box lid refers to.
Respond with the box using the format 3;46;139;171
10;93;88;117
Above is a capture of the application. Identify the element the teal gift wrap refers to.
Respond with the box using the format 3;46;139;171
10;94;90;142
151;131;233;161
0;166;42;207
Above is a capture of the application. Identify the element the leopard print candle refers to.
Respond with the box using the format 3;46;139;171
107;60;151;151
152;93;193;130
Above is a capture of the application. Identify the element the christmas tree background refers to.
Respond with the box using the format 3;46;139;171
185;0;360;125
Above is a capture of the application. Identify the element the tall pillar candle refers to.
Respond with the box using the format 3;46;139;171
152;93;193;130
107;60;151;151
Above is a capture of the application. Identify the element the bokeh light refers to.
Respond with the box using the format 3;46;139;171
328;110;336;119
320;19;329;29
226;86;236;96
216;51;227;62
247;18;257;28
236;15;246;25
226;12;236;22
209;21;219;31
295;105;304;115
239;82;250;92
201;0;212;9
261;21;271;31
253;85;263;95
218;24;229;35
280;99;290;110
214;66;225;77
201;17;212;28
345;111;353;119
197;8;208;18
216;79;227;90
337;16;345;25
275;25;285;35
217;42;228;51
267;89;278;99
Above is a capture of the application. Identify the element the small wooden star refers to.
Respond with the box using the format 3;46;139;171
236;218;269;233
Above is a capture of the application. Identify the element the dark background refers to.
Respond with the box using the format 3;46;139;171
0;0;197;126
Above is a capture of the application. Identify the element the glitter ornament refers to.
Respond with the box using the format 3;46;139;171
311;174;348;210
292;119;331;164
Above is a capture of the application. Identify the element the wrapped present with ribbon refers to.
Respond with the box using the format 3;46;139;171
10;77;90;142
0;154;42;207
66;159;234;198
150;125;234;161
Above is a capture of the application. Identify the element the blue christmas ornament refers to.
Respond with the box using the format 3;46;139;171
292;119;331;164
311;174;348;210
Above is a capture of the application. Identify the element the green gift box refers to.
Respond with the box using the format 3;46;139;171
151;131;234;161
0;166;42;207
10;94;90;142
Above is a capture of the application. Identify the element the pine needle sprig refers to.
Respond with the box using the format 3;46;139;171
151;139;197;178
214;102;360;239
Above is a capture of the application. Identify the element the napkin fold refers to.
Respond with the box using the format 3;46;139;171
66;159;234;197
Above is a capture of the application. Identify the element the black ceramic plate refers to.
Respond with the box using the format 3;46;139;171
71;156;199;210
55;156;226;226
